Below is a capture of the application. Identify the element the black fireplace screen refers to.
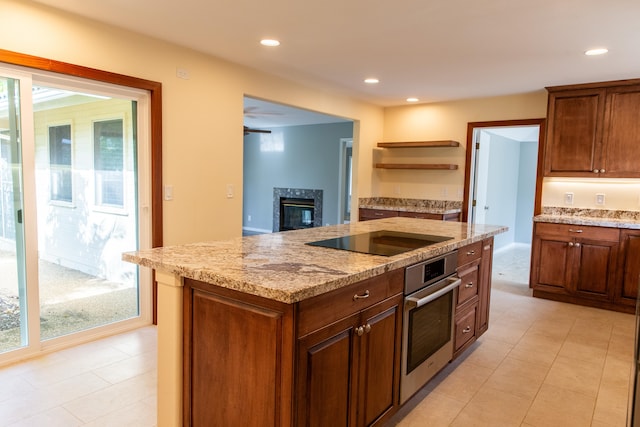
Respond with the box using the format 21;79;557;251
280;198;314;231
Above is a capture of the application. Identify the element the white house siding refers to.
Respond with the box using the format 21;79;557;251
33;97;137;285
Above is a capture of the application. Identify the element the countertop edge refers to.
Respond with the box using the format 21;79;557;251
124;226;505;304
533;214;640;229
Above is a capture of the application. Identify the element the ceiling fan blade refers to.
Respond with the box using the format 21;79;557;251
243;125;272;135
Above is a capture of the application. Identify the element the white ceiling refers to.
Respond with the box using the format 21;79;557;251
31;0;640;109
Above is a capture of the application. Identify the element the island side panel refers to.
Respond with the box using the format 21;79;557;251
156;271;184;427
183;278;295;427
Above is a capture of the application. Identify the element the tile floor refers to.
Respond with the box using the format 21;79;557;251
0;243;635;426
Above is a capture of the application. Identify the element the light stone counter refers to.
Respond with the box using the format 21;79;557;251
359;197;462;214
534;207;640;230
124;217;506;303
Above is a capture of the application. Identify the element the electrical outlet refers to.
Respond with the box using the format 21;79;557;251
595;193;605;205
247;215;252;222
564;192;574;205
441;187;448;197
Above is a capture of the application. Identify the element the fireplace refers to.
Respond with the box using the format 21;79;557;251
273;188;323;232
279;198;314;231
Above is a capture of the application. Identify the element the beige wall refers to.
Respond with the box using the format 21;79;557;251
380;93;548;200
2;0;384;244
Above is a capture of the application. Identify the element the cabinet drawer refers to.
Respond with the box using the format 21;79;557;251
457;262;479;306
359;208;399;221
457;241;482;266
297;268;403;336
398;211;442;220
454;304;477;351
535;222;619;242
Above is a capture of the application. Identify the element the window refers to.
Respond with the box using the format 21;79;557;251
94;119;124;207
49;124;72;202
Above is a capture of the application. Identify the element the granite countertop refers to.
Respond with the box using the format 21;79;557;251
534;207;640;230
123;217;506;304
359;197;462;214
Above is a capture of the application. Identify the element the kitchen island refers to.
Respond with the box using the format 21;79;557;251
124;217;506;427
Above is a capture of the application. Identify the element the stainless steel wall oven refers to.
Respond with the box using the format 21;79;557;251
401;251;460;403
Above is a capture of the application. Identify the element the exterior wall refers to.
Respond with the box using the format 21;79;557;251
33;98;137;282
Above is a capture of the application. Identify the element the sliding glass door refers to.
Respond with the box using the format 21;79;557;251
0;76;28;353
0;67;152;360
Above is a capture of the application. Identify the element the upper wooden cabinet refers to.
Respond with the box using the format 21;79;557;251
544;80;640;178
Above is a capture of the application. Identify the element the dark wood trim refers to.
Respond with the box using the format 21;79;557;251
0;49;163;323
462;118;546;223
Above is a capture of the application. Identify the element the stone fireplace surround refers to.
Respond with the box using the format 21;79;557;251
273;187;323;232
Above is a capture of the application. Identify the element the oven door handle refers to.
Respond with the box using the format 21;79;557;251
405;277;461;309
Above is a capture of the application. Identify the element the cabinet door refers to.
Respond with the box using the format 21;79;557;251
532;236;573;292
601;86;640;177
297;314;359;427
356;295;402;427
573;238;618;301
544;88;605;176
616;230;640;306
189;288;288;427
477;237;494;336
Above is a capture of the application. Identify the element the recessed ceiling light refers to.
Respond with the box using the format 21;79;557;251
585;48;608;56
364;78;379;84
406;97;419;102
260;39;280;47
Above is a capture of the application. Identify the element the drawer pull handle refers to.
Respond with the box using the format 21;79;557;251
353;290;370;301
569;229;583;233
462;326;472;334
374;212;384;216
465;283;474;288
466;250;475;255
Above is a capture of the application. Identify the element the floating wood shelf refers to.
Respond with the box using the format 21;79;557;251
375;163;458;170
377;140;460;148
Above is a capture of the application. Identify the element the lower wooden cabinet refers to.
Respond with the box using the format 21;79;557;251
530;222;635;313
296;294;402;427
615;229;640;308
359;208;460;222
183;269;403;427
453;237;493;359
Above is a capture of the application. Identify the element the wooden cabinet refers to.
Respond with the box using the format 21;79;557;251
544;80;640;177
296;294;402;427
453;238;493;359
615;229;640;308
531;222;621;310
183;269;403;427
359;208;460;222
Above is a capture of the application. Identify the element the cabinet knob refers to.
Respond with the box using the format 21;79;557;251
575;242;581;248
353;290;370;301
600;169;605;173
462;326;472;334
364;323;371;333
593;169;600;173
568;242;574;247
356;326;364;336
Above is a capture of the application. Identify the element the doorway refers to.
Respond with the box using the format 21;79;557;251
463;119;545;254
0;66;153;362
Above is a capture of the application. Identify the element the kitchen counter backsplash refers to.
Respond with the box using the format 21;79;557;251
359;197;462;214
535;207;640;229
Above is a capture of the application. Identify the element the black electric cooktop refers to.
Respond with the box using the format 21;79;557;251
306;230;453;257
